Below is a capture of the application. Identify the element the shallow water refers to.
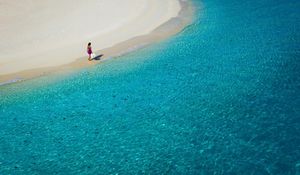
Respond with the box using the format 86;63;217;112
0;0;300;174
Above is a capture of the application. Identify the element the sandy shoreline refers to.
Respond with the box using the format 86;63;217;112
0;0;194;85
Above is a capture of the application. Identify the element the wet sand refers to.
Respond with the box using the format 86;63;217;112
0;0;194;85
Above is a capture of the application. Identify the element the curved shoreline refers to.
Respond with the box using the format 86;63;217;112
0;0;195;86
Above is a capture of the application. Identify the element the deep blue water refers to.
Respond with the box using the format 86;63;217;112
1;0;300;174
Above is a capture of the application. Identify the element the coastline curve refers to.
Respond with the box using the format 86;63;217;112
0;0;195;85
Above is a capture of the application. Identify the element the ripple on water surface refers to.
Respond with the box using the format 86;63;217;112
0;0;300;174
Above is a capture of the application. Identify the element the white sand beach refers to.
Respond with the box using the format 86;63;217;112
0;0;194;83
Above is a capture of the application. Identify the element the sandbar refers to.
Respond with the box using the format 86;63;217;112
0;0;194;85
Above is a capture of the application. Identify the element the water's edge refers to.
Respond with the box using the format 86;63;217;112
0;0;195;86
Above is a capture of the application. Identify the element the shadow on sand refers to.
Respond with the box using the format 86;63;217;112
93;54;104;61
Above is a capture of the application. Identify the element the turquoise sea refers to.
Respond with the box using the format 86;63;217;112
0;0;299;174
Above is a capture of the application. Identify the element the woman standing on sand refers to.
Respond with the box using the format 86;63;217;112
87;42;93;61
